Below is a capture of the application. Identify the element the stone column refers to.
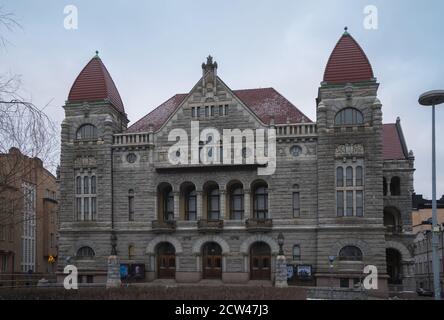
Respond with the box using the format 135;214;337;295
196;190;203;220
275;255;288;288
106;255;121;288
402;260;416;292
220;189;226;220
174;191;180;221
244;189;251;220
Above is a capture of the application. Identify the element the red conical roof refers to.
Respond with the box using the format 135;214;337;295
323;30;374;84
68;54;125;113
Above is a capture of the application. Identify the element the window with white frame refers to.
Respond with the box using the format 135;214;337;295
75;172;97;221
336;161;364;217
22;182;36;272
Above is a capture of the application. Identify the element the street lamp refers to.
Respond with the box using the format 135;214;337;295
328;256;335;299
277;233;284;255
419;89;444;300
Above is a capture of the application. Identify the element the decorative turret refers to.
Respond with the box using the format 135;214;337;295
67;51;126;117
322;27;375;85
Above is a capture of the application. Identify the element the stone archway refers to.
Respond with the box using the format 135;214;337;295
240;235;279;256
146;235;183;255
192;235;230;255
385;241;415;292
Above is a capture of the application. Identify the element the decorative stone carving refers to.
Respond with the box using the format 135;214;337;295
335;144;364;157
74;156;97;167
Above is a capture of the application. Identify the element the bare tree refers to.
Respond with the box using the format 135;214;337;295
0;7;58;230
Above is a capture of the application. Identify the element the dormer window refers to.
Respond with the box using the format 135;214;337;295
334;108;363;126
76;124;98;140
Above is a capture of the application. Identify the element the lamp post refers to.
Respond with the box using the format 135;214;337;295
277;233;284;256
328;255;335;299
419;90;444;300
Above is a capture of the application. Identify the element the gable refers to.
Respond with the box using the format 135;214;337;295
127;86;311;133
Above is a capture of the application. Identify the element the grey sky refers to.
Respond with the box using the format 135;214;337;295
1;0;443;198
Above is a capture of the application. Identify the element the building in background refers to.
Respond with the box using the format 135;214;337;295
58;29;415;296
412;194;444;292
0;147;58;286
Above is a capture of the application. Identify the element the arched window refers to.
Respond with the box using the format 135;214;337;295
293;245;301;260
334;108;364;126
390;177;401;196
83;176;89;194
356;166;363;187
185;189;197;221
346;167;353;186
76;176;82;194
208;187;220;220
164;190;174;221
383;177;388;196
77;246;95;259
336;167;344;187
76;124;98;140
230;186;244;220
253;184;268;219
339;246;363;261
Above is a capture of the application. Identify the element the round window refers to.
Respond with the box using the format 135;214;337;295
290;145;303;157
126;153;137;163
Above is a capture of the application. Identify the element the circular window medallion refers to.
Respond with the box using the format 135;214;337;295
126;153;137;163
290;145;303;157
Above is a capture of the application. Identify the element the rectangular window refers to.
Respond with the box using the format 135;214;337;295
293;245;301;260
83;176;89;194
356;191;363;217
86;275;94;283
337;191;344;217
84;197;90;220
210;105;214;116
91;176;96;194
197;107;201;118
1;255;8;272
191;107;196;118
293;192;300;217
129;196;134;221
219;105;223;116
76;198;82;221
76;177;82;194
346;191;353;216
340;278;349;288
224;104;229;115
91;197;97;221
205;106;209;117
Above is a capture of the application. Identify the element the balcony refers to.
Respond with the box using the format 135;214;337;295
197;219;224;233
151;220;176;233
245;218;273;232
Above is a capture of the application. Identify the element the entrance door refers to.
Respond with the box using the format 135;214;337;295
157;242;176;279
202;242;222;279
386;248;402;285
250;242;271;280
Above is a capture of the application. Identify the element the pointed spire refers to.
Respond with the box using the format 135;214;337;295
323;29;374;84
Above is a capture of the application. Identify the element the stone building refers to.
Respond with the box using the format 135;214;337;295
57;29;416;294
0;147;58;284
412;194;444;291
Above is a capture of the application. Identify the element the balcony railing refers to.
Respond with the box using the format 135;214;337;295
245;218;273;232
197;219;224;233
152;220;176;233
113;132;151;146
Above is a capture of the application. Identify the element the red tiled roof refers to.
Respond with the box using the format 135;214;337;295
127;87;311;132
68;56;125;113
323;31;374;84
383;124;406;160
233;88;312;124
127;94;188;132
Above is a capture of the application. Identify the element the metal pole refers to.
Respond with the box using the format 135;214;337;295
431;104;442;300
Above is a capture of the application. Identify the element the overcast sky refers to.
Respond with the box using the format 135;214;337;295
1;0;443;198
